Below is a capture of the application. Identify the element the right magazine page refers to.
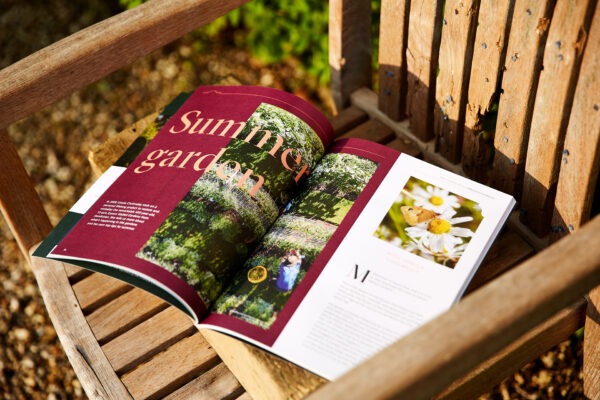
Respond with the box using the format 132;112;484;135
271;142;515;379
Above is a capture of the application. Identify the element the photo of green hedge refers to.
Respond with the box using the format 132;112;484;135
213;152;378;329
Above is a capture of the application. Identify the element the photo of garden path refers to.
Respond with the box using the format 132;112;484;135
213;152;378;329
136;103;325;305
374;177;483;269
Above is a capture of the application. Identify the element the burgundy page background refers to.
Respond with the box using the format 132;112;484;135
51;86;334;317
202;138;401;346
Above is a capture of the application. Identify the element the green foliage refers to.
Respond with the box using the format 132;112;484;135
291;191;353;225
119;0;383;84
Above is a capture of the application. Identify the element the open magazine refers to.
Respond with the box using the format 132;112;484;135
34;86;515;380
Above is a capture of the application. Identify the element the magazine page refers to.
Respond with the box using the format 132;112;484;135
38;86;334;321
270;152;515;379
199;139;514;379
198;139;400;342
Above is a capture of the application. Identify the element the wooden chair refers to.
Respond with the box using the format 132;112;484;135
2;0;600;398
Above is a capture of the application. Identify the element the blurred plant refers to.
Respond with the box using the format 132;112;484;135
119;0;382;85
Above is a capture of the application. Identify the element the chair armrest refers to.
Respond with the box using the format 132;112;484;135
308;214;600;400
0;0;249;129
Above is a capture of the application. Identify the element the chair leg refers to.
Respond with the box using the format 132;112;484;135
584;286;600;399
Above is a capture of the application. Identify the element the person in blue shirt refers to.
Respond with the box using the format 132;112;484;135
276;249;304;292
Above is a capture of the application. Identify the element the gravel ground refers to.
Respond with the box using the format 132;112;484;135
0;1;585;399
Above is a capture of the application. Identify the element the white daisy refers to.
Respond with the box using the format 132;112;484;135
406;213;474;255
408;185;461;214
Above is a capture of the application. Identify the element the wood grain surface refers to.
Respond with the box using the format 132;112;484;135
434;0;480;163
521;0;595;236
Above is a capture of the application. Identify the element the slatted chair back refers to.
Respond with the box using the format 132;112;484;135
332;0;600;242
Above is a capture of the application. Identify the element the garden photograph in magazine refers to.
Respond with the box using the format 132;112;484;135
374;177;483;269
213;152;379;329
136;102;325;305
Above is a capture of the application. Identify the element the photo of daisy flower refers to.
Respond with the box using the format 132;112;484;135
373;177;483;268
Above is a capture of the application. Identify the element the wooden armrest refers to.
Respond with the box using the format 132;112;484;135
308;214;600;400
0;0;249;129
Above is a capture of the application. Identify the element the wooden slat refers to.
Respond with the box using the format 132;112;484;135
235;392;252;400
121;332;219;400
489;0;554;197
584;286;600;398
0;0;249;130
437;299;586;400
90;112;158;179
87;288;169;344
465;230;533;294
63;263;93;282
521;0;595;237
434;0;480;163
72;273;132;313
163;363;244;400
306;214;600;400
551;1;600;239
30;250;132;399
201;329;326;400
329;0;372;111
102;306;196;374
330;105;368;137
0;130;52;261
384;138;422;159
462;0;515;182
405;0;444;141
338;119;395;143
377;0;410;120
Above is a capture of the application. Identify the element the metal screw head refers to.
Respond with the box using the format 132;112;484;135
443;19;447;25
511;55;517;61
385;89;391;95
594;104;599;111
563;157;568;164
157;114;164;120
558;54;564;61
563;149;569;156
503;136;508;143
482;42;487;49
555;41;562;49
386;71;394;77
443;114;449;121
446;95;453;103
568;224;575;231
509;158;515;165
526;9;532;15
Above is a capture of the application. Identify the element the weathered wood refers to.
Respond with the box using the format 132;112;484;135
163;363;244;400
235;392;252;400
87;288;169;344
551;0;600;239
201;329;326;400
72;273;132;313
377;0;410;120
406;0;444;141
462;0;514;182
102;306;196;374
584;286;600;399
330;105;368;137
0;130;52;261
338;119;395;143
121;332;219;400
384;138;422;159
89;112;158;178
0;0;250;130
434;0;480;163
29;250;132;399
521;0;595;237
64;263;93;282
465;230;533;294
489;0;554;197
307;214;600;400
437;299;586;400
329;0;372;111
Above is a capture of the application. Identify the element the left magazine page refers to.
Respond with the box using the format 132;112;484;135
33;86;334;322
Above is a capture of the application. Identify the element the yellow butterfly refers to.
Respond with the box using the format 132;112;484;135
400;206;439;226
